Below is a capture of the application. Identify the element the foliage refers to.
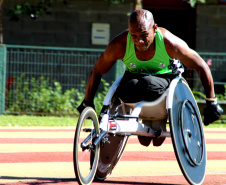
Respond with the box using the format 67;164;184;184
192;90;206;100
6;0;125;21
104;0;124;4
94;79;110;115
6;74;77;115
187;0;206;7
5;74;110;116
215;85;226;101
7;0;67;21
193;85;226;101
6;0;205;21
72;79;110;115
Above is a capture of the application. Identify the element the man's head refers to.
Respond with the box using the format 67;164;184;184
129;9;157;52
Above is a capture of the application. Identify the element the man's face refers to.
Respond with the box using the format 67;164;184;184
129;21;156;52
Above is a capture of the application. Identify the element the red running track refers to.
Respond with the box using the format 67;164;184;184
0;128;226;185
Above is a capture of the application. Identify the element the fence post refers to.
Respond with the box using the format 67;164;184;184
0;44;6;114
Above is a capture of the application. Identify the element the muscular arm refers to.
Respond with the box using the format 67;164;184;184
84;31;127;103
160;28;215;99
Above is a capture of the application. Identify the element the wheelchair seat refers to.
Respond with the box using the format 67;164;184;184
121;89;169;120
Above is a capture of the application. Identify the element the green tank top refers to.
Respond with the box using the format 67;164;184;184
122;28;172;75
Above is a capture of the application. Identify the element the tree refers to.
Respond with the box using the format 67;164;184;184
187;0;206;7
6;0;67;21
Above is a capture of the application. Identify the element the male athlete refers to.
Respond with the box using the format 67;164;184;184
77;9;223;126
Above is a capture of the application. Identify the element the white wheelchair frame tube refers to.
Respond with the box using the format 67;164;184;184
103;75;123;106
166;76;181;109
100;75;182;137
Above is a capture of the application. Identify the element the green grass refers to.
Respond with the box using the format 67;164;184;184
203;115;226;128
203;123;226;128
0;115;225;128
0;115;78;127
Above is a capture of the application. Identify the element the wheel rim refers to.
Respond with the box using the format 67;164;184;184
77;122;96;182
74;108;100;185
169;80;206;185
180;99;204;166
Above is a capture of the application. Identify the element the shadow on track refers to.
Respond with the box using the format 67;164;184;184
0;176;177;185
101;180;178;185
0;176;75;185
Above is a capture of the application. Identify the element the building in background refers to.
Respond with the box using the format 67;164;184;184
2;0;226;52
1;0;226;107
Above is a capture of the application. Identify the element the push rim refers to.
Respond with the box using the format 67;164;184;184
180;99;204;166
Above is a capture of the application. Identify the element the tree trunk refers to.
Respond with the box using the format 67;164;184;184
134;0;142;10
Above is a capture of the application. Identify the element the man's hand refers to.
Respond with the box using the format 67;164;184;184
77;100;95;114
204;98;223;126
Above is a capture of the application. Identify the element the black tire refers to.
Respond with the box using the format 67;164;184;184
169;79;206;185
73;107;100;185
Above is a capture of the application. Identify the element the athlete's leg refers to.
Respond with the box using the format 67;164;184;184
116;71;172;103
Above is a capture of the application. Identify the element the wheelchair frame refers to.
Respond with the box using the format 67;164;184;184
73;75;206;185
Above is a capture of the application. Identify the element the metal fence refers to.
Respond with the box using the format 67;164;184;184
188;52;226;95
5;44;226;114
6;45;105;90
5;45;125;114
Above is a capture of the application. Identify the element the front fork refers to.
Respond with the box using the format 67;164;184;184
81;129;107;151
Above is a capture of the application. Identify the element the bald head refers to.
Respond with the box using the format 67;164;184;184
129;9;155;29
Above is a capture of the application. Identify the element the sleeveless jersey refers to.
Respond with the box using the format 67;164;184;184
122;28;172;75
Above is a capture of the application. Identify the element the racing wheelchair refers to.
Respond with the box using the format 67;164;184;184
73;73;206;185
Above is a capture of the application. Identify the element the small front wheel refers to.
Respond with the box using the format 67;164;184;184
73;107;100;185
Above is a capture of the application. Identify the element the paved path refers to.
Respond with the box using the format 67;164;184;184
0;127;226;185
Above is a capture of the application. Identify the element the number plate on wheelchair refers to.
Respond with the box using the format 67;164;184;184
109;121;117;130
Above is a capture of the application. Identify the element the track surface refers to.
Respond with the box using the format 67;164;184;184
0;127;226;185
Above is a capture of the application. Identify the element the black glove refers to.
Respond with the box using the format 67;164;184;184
204;98;223;126
77;100;95;114
168;59;184;76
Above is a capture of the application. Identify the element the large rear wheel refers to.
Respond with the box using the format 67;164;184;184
169;79;206;185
